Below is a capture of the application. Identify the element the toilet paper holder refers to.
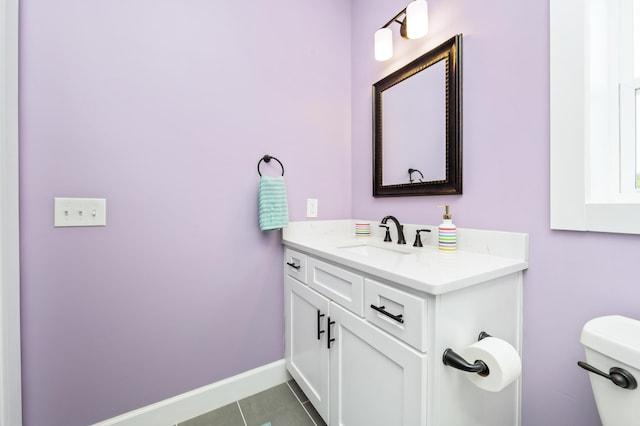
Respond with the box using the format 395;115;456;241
443;331;492;377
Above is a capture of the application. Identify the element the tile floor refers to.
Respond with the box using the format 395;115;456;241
178;380;327;426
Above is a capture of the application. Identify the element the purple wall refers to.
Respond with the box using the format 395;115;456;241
19;0;640;425
19;1;351;425
351;0;640;425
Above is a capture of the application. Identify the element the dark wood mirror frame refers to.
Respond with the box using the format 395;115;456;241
373;34;462;197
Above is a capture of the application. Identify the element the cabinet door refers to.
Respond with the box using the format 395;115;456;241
284;276;330;422
329;302;427;426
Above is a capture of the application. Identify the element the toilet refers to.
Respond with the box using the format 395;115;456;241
580;315;640;426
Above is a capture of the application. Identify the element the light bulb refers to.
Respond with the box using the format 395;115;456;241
406;0;429;39
375;28;393;61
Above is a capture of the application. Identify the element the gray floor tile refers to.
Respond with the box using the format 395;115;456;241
178;402;245;426
239;383;315;426
302;401;326;426
287;380;308;403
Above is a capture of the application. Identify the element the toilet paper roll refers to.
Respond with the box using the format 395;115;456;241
461;336;522;392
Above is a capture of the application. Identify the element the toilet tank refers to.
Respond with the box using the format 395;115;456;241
580;315;640;426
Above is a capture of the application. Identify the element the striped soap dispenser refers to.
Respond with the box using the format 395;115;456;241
437;205;457;252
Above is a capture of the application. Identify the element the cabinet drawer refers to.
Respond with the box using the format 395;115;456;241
364;278;427;352
307;257;364;316
284;248;307;283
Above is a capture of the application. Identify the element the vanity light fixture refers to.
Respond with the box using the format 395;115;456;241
374;0;429;61
375;27;394;61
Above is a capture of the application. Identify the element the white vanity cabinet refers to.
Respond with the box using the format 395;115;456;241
284;248;427;425
283;220;528;426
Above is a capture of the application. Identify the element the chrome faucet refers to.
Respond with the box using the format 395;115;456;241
381;215;406;244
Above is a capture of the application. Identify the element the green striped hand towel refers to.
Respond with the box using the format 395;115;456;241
259;176;289;231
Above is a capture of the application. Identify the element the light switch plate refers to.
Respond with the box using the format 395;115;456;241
306;198;318;218
54;197;106;227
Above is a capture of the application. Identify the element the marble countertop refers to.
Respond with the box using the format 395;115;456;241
282;220;529;295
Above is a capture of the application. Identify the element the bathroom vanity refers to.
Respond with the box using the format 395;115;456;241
282;220;528;426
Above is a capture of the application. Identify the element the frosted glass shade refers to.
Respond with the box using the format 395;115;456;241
375;28;393;61
406;0;429;39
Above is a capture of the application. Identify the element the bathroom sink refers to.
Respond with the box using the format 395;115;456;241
336;243;413;257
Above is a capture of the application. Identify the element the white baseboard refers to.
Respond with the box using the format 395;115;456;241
93;359;289;426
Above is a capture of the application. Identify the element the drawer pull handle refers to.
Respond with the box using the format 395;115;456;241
370;304;405;324
327;317;336;349
317;310;325;340
286;261;301;270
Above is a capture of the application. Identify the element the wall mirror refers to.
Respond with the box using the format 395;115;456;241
373;34;462;196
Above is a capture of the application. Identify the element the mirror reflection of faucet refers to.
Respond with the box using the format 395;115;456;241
380;215;406;244
408;168;424;183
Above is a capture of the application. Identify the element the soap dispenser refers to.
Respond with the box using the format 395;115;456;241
437;205;457;252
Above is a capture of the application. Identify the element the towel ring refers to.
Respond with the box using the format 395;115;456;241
257;155;284;177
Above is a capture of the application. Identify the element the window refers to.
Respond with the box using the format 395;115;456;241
551;0;640;234
617;0;640;194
